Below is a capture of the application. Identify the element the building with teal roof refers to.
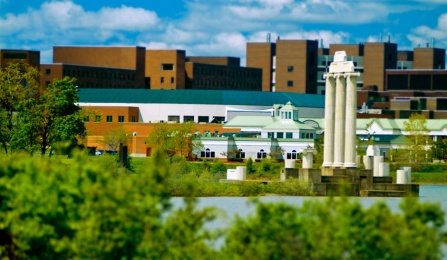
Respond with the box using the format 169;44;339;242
77;88;325;123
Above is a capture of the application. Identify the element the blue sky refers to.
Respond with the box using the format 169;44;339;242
1;0;446;65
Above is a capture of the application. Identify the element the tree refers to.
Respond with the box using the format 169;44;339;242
145;122;201;158
431;137;447;162
0;61;41;154
402;113;432;163
221;197;446;259
10;77;86;155
101;126;129;151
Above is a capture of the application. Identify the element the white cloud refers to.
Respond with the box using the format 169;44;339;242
408;13;447;48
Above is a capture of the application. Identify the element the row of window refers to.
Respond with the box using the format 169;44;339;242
200;149;302;159
193;79;260;90
167;115;225;123
62;69;136;81
84;115;136;123
266;132;315;139
195;67;261;79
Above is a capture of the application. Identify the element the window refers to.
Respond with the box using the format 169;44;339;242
287;66;294;72
83;116;89;122
286;132;293;138
287;80;293;87
106;115;112;123
168;115;180;123
198;116;209;123
161;64;174;70
268;132;274;138
3;53;27;59
257;149;267;159
118;116;124;123
201;148;215;158
184;116;194;122
287;150;298;159
95;115;101;122
131;116;136;122
171;77;174;84
277;132;284;138
236;149;245;159
45;81;50;87
45;69;51;76
161;77;164;84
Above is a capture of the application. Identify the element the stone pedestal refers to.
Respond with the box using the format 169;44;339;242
301;148;317;169
378;162;390;177
280;168;299;181
284;159;296;169
396;170;410;184
363;155;372;170
373;156;383;177
227;166;246;180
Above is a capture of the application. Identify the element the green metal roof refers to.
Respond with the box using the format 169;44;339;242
78;88;325;108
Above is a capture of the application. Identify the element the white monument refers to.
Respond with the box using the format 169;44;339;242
322;51;360;168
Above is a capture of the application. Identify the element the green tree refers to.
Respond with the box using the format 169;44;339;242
10;77;86;155
0;61;41;154
145;122;201;158
402;113;432;163
101;126;129;151
221;197;446;259
431;137;447;162
0;151;218;259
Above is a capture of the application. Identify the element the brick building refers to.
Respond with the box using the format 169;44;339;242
0;49;40;69
247;39;318;93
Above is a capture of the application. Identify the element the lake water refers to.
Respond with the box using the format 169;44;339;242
171;184;447;257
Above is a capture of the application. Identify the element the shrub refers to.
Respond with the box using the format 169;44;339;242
246;158;255;174
210;161;227;175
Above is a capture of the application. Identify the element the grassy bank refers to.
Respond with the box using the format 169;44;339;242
130;156;314;196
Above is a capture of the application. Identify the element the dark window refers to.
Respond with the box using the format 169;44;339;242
286;150;298;159
161;64;174;71
95;115;101;122
257;149;267;159
287;80;293;87
161;77;164;84
198;116;209;123
171;77;174;84
168;115;180;123
118;116;124;123
131;116;136;122
2;53;27;59
45;69;51;76
45;81;50;87
83;116;89;122
286;132;293;138
106;115;112;123
201;148;215;158
236;149;245;159
277;132;284;138
287;66;294;72
184;116;194;122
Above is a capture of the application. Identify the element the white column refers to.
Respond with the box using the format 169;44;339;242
332;74;346;167
322;74;336;167
344;73;359;168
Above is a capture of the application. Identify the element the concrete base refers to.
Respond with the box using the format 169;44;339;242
303;167;418;197
280;168;299;181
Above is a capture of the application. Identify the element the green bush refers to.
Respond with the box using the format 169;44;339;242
246;157;255;174
265;179;314;196
210;160;227;175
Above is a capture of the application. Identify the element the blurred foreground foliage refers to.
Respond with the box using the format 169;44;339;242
0;152;446;259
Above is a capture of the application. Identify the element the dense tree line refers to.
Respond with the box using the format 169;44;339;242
0;153;445;259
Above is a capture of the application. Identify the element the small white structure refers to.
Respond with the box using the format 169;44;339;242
378;162;390;177
300;148;317;169
226;166;247;180
396;167;412;184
